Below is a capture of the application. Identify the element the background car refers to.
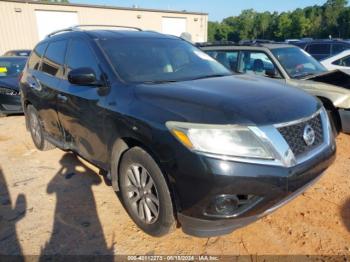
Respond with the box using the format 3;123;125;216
320;49;350;73
0;56;26;116
3;49;31;57
293;39;350;61
200;42;350;135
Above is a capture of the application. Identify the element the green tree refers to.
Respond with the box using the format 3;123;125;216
255;12;271;38
206;0;350;42
338;8;350;37
323;0;348;37
290;9;310;38
304;6;323;37
275;12;292;40
208;21;220;41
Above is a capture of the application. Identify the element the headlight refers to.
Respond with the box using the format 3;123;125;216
166;122;274;159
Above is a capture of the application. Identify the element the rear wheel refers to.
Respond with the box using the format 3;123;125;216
119;147;176;237
27;105;55;151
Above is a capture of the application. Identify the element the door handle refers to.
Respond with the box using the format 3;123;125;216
57;94;68;103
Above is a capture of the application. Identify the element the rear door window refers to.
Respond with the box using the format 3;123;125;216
332;55;350;67
307;44;331;55
332;43;350;55
41;40;67;78
27;42;48;71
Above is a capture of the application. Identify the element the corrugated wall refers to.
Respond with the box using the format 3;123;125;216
0;1;208;54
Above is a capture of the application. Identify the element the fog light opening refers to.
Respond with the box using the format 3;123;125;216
215;195;239;215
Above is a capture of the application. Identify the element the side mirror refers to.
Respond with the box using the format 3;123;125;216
265;68;280;78
68;67;99;86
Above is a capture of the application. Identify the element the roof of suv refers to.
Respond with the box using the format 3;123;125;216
85;30;177;39
44;29;179;42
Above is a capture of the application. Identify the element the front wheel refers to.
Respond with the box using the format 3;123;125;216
119;147;176;237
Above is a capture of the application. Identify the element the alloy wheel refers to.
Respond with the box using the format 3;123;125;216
29;110;42;146
125;164;160;224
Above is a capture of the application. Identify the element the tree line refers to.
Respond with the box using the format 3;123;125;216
208;0;350;42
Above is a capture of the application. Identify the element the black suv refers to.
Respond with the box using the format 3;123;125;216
293;39;350;60
20;26;336;237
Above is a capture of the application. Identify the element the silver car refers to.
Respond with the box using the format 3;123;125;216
201;43;350;134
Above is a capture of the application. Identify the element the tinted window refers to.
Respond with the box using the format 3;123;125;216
237;51;280;77
41;40;67;77
332;55;350;67
100;38;230;83
27;43;47;70
66;39;100;77
0;58;27;78
293;42;308;49
332;43;350;55
308;44;331;55
205;50;239;71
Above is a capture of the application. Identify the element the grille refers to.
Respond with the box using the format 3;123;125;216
0;87;19;96
278;114;324;157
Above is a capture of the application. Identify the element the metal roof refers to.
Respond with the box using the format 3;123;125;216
1;0;208;16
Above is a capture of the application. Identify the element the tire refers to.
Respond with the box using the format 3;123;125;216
27;105;55;151
119;147;176;237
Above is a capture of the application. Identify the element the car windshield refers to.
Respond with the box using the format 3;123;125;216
271;47;327;79
0;58;27;78
99;38;231;83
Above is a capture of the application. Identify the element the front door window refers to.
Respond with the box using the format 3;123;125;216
238;51;280;78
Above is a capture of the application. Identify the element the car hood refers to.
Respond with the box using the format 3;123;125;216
0;77;19;91
304;70;350;89
286;71;350;108
135;75;321;126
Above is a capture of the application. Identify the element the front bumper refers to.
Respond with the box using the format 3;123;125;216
339;109;350;133
176;143;336;237
0;94;23;115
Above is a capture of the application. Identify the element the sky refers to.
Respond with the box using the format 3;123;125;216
70;0;328;21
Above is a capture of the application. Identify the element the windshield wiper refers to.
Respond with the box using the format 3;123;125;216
192;74;230;80
293;72;316;79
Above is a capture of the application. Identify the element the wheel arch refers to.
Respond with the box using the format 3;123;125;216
318;96;342;133
110;137;181;216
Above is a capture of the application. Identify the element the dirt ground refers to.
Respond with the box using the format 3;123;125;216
0;115;349;257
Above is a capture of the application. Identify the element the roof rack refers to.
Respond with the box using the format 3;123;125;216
46;24;142;38
195;41;236;47
238;39;276;45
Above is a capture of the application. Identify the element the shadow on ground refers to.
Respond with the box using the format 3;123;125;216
0;168;26;258
40;153;114;257
341;198;350;232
